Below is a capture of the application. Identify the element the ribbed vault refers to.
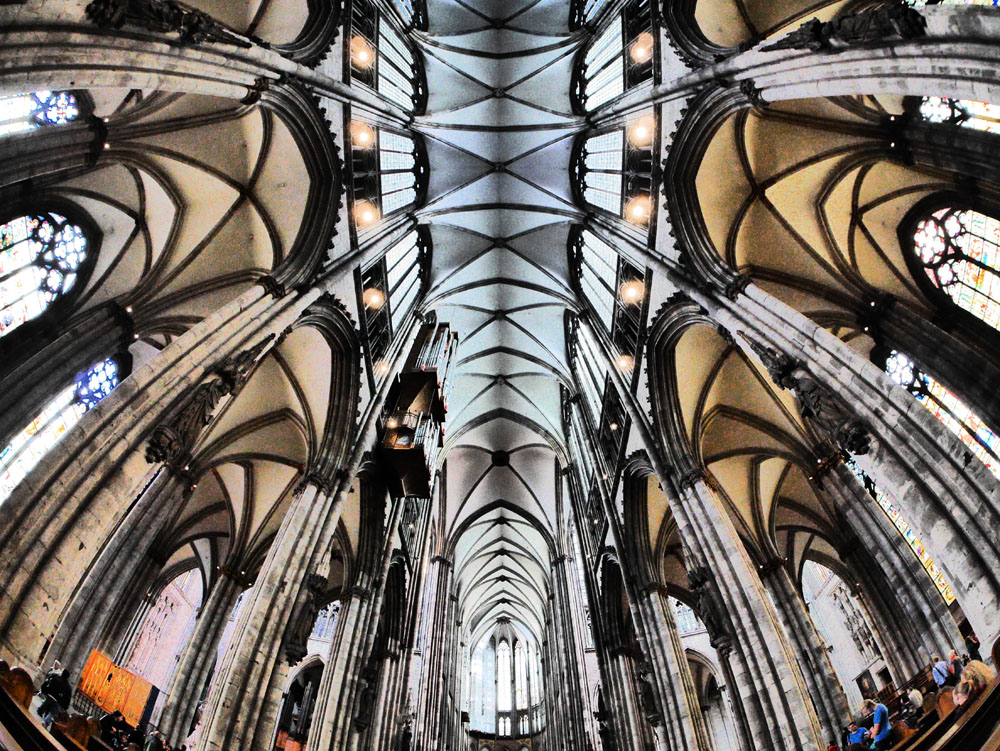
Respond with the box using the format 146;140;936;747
417;0;584;647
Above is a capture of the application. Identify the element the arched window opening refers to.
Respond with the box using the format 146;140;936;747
350;0;425;112
274;661;324;751
919;96;1000;134
1;357;119;505
845;458;956;604
1;211;91;340
360;228;427;364
670;597;705;635
883;350;1000;477
496;639;512;711
574;0;653;111
389;0;428;30
519;716;528;735
311;600;342;640
122;569;203;691
0;91;80;137
351;122;426;231
574;114;656;227
515;641;528;709
529;644;541;704
905;201;1000;331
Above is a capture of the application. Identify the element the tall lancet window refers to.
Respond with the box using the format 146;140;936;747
574;113;655;227
1;211;91;340
882;350;1000;477
350;121;427;231
515;641;528;710
573;0;652;111
905;202;1000;332
496;639;512;712
1;358;120;504
350;0;426;112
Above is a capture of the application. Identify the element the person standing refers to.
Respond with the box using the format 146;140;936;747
863;699;892;751
932;655;950;688
37;668;72;728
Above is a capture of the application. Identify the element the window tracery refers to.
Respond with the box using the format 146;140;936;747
360;229;427;365
570;0;611;29
1;211;90;340
515;641;527;710
573;0;652;111
919;96;1000;134
350;0;426;112
574;115;655;226
883;350;1000;477
496;639;512;712
905;201;1000;331
0;91;80;137
1;357;119;505
351;122;426;229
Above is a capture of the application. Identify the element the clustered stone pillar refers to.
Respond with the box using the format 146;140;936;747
157;573;244;743
412;556;453;749
758;560;851;740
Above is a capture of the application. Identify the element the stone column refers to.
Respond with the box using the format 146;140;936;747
0;282;316;668
551;555;593;751
758;560;850;741
40;467;185;682
158;573;243;744
412;556;453;749
826;462;964;663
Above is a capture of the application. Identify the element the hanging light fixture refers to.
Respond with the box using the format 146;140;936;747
363;286;385;309
350;35;376;69
619;278;645;305
627;114;656;149
625;195;653;225
630;31;654;64
350;120;377;148
354;200;380;227
617;354;635;371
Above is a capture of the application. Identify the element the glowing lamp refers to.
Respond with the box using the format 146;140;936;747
354;200;380;227
363;287;386;309
351;36;376;69
619;279;645;305
617;354;635;371
387;418;398;429
375;360;390;376
630;31;654;64
627;114;656;148
625;195;653;225
350;120;376;149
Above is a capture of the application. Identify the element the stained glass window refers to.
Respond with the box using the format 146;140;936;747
919;96;1000;134
515;642;528;709
577;0;652;111
912;205;1000;330
0;358;119;505
310;600;342;640
0;91;79;138
1;212;89;340
845;457;956;604
670;597;704;635
884;350;1000;477
496;639;512;711
351;0;421;111
577;114;655;224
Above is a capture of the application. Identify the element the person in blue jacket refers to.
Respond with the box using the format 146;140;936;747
846;720;870;749
862;698;892;750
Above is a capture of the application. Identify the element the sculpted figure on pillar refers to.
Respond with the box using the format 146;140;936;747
762;2;926;52
634;661;662;726
742;337;872;455
85;0;253;47
145;334;275;469
686;567;730;651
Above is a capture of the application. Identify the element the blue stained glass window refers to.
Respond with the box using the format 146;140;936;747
0;358;119;505
0;91;79;137
884;351;1000;477
0;212;89;340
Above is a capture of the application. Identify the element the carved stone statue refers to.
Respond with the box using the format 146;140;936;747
635;662;662;726
284;573;327;666
86;0;252;47
687;567;730;649
146;334;275;468
762;3;926;52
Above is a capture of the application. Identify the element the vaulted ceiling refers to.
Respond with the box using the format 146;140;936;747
417;0;585;646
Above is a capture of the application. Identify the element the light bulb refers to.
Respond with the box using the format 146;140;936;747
630;32;654;64
375;360;390;376
387;418;398;429
617;354;634;371
363;287;385;309
619;279;645;305
625;195;652;225
351;36;376;69
350;120;376;149
627;114;656;148
354;200;380;227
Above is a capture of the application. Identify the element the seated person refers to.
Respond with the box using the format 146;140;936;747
932;655;951;688
954;660;997;708
846;720;869;749
862;698;892;751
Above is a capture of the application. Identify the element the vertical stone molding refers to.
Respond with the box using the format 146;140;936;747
758;560;850;741
157;574;243;743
